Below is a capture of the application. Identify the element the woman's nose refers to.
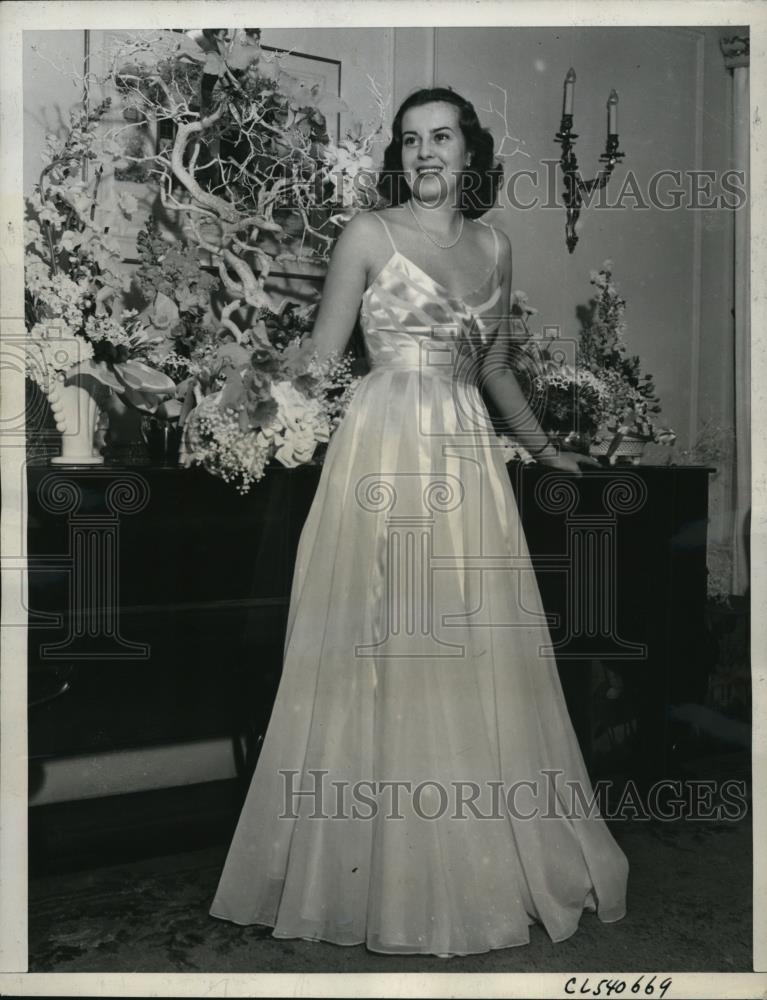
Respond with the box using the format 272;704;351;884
417;140;433;159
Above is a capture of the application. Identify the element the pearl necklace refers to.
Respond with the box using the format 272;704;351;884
407;199;464;249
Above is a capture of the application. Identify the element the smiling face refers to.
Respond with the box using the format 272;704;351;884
400;101;469;207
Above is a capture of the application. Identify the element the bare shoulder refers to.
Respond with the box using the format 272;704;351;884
329;213;381;278
338;210;379;245
336;210;393;256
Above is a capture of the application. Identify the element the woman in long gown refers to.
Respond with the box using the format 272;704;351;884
210;87;629;956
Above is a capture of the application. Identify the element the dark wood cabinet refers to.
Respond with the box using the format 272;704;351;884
27;461;714;786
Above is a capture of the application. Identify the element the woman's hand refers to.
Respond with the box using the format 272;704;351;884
536;450;601;476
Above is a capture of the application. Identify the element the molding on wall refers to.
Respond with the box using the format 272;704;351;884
720;62;736;466
688;30;705;448
430;27;438;87
389;26;396;111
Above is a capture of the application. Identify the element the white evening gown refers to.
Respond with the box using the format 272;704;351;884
210;215;629;955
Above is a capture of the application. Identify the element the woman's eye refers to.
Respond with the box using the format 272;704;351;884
403;136;417;146
435;133;450;143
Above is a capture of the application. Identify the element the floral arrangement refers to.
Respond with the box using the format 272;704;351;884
505;263;676;462
577;262;676;453
25;27;383;480
107;28;385;264
24;103;176;411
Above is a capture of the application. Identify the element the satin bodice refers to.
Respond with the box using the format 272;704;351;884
359;246;503;382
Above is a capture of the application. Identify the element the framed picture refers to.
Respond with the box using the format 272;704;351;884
258;44;344;277
260;44;342;142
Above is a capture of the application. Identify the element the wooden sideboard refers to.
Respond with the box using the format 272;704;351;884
26;460;713;809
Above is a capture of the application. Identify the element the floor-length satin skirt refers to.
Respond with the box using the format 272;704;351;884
210;365;629;955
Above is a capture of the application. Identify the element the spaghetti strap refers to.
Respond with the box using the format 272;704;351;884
478;219;500;267
373;213;397;254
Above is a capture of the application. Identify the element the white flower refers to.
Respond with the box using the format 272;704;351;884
117;191;139;217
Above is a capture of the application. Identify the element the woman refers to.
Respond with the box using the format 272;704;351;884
210;87;629;956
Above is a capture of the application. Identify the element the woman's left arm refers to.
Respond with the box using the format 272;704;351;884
479;228;598;475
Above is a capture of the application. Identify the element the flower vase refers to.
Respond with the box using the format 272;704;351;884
103;393;150;465
141;416;183;466
47;376;106;465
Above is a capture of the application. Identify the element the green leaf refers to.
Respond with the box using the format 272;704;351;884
114;359;176;394
220;369;245;409
76;358;123;391
136;291;181;340
157;398;183;420
120;385;163;413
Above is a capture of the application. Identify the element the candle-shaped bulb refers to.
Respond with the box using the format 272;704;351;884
563;67;576;117
607;89;619;135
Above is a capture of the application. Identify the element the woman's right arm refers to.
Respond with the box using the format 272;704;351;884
304;213;375;365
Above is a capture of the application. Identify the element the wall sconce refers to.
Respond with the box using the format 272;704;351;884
555;69;625;253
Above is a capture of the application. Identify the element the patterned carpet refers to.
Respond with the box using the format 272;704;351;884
29;776;752;973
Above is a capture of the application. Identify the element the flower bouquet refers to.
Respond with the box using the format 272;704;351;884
178;319;361;493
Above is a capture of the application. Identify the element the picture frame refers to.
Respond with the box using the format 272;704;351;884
260;44;342;142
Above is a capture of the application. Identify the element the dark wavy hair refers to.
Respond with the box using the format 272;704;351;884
376;87;503;219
